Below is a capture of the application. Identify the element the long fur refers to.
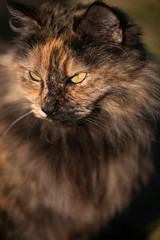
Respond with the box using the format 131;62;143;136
0;1;160;239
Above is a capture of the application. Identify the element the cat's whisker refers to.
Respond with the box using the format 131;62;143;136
91;104;157;122
90;113;158;143
69;93;158;142
0;110;32;141
84;117;121;145
68;92;153;120
0;106;28;114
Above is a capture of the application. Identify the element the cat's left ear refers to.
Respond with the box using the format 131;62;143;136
73;2;122;43
6;0;41;33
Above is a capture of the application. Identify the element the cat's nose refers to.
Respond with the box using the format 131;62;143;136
41;105;55;115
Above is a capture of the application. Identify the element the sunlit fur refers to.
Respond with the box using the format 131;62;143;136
0;1;160;239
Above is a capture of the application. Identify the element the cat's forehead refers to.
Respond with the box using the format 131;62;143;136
39;3;86;36
26;38;85;77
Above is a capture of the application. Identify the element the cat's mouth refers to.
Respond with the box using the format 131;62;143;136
33;104;92;126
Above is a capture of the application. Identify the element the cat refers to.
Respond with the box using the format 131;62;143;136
0;0;160;239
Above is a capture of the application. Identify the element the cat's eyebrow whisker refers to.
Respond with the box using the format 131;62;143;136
0;110;32;141
107;43;128;55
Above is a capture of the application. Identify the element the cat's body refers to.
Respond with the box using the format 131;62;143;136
0;1;160;239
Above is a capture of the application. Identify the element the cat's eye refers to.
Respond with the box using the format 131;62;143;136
29;71;42;82
70;73;87;84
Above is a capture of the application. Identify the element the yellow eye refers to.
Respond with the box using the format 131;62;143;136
29;71;42;82
71;73;86;84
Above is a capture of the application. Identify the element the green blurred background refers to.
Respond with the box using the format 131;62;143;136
0;1;160;240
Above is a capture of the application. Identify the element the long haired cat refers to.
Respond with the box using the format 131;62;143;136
0;0;160;239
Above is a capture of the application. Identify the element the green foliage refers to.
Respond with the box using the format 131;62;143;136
148;220;160;240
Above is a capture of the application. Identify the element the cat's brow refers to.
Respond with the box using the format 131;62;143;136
57;49;68;71
47;39;71;77
45;38;63;71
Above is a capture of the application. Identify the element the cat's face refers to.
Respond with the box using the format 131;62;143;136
8;1;141;125
17;39;108;124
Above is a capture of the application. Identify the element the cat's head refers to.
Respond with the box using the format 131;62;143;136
7;0;144;126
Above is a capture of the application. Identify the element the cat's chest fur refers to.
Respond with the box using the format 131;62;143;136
0;114;146;232
0;115;133;230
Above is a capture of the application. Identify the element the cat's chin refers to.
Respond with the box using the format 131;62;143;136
48;118;83;127
46;113;85;127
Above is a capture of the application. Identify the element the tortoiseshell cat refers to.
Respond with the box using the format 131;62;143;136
0;0;160;239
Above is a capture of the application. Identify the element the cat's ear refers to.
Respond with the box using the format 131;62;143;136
6;0;41;33
74;2;122;43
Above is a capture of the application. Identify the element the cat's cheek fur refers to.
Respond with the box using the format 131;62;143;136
32;105;47;119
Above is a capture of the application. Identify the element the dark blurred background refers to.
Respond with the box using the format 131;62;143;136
0;0;160;240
